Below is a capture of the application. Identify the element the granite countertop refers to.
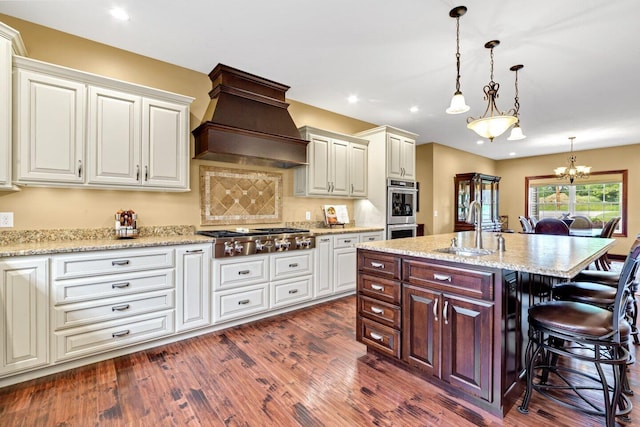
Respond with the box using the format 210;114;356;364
356;231;616;279
310;226;384;236
0;234;214;258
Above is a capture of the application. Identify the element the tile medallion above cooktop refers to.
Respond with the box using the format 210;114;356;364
200;166;282;225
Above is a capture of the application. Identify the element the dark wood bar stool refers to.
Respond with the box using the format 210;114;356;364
518;241;640;426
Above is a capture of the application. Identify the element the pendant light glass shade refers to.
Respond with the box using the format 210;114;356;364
507;123;526;140
467;114;518;140
554;137;591;184
446;91;470;114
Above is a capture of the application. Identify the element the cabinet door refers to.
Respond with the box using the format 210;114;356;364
0;38;11;188
333;246;357;293
400;137;416;180
386;134;403;179
0;257;48;375
349;143;367;197
87;86;141;185
15;69;85;183
142;98;189;189
330;138;349;196
314;236;333;297
441;293;493;401
307;134;331;195
175;245;211;332
402;285;440;377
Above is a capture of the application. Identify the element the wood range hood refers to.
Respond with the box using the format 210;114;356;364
192;64;309;168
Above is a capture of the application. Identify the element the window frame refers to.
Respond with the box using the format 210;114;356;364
524;169;628;237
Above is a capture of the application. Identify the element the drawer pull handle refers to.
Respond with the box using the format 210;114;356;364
321;238;331;242
289;263;299;268
434;273;452;282
433;298;439;322
443;300;449;325
367;237;376;241
371;284;385;291
238;299;250;305
369;332;384;341
112;330;130;338
370;262;384;269
112;304;130;311
112;282;130;289
288;289;299;294
371;306;384;315
238;270;251;275
112;260;130;266
344;239;352;243
186;249;203;254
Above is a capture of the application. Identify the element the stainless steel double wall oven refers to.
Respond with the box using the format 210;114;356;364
386;179;418;239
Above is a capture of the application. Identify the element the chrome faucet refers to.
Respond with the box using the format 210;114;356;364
466;200;483;249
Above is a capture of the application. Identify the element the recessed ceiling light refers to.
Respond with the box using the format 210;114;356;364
409;106;419;113
509;152;516;156
110;7;130;21
347;95;358;104
476;140;484;145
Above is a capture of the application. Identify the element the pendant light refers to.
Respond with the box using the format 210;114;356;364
507;64;526;140
554;137;591;184
466;40;518;141
445;6;470;114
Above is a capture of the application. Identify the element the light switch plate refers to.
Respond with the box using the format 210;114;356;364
305;211;311;220
0;212;14;228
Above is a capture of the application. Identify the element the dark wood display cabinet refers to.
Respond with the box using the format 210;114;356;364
454;173;501;232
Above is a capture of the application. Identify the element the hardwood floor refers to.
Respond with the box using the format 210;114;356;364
1;295;638;426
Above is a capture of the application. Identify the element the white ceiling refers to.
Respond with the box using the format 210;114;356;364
1;0;639;160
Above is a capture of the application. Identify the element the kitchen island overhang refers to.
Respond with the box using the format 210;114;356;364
355;231;616;418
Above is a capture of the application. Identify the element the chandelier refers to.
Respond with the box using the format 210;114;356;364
445;6;524;142
554;137;591;184
466;40;518;141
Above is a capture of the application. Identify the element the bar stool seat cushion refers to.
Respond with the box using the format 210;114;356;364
572;270;620;287
529;300;630;340
553;281;617;307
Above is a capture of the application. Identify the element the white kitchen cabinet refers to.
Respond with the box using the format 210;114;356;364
0;256;49;376
12;56;192;191
0;22;26;190
294;126;368;198
13;67;86;184
175;244;211;332
315;231;384;297
355;125;418;181
386;133;416;180
87;90;189;189
51;247;176;361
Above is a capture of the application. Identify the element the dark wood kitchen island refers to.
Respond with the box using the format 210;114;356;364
355;231;616;418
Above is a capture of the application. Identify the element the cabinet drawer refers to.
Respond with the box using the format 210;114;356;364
54;311;174;361
213;284;269;323
271;251;313;281
358;317;401;359
53;290;174;330
358;274;401;304
215;255;269;290
271;275;313;308
403;259;494;300
359;295;401;329
52;269;174;304
52;248;174;280
358;250;400;279
334;233;359;249
360;232;384;242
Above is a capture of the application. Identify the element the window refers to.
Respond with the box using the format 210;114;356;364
525;170;627;236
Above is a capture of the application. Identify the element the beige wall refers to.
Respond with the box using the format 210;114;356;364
0;15;375;231
416;143;496;235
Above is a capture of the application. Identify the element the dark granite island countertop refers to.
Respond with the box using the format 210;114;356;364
356;230;616;279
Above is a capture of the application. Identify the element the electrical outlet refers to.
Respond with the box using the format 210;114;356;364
0;212;14;228
305;211;311;220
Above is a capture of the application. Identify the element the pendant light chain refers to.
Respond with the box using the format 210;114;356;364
454;16;462;93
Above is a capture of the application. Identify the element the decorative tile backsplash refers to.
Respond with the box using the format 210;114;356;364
200;166;283;225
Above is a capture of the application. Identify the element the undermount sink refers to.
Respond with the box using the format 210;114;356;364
434;247;495;257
